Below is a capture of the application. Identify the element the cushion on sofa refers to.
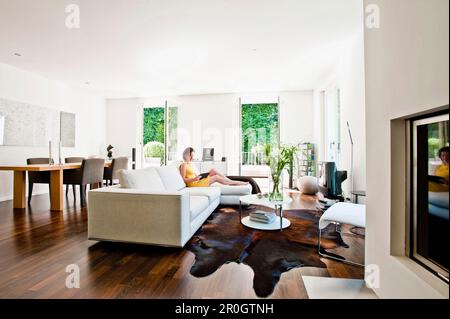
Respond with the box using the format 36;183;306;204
186;187;221;204
190;196;209;221
212;183;252;196
118;167;165;191
156;165;186;191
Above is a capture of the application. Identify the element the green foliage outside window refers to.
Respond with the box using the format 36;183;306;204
143;107;165;145
143;141;165;158
241;103;279;165
167;107;178;160
143;107;178;160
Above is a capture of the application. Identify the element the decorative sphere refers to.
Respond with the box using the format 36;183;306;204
298;176;319;195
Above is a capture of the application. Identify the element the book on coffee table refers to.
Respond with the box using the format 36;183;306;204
249;211;276;224
250;217;276;224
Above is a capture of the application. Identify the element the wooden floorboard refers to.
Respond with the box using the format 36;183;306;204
0;192;364;299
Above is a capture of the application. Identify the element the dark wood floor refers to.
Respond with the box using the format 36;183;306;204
0;191;364;299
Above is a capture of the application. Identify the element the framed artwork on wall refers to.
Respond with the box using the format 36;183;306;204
60;112;76;147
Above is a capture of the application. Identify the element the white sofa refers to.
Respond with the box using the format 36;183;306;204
87;165;252;247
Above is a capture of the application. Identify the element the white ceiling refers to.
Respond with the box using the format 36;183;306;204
0;0;363;98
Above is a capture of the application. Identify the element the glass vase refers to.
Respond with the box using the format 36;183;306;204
269;153;284;202
269;178;283;202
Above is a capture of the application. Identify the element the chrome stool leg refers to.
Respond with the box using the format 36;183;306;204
318;226;364;267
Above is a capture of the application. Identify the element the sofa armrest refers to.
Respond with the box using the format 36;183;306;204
227;176;261;194
87;187;191;247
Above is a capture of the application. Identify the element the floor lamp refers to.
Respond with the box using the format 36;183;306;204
347;121;354;199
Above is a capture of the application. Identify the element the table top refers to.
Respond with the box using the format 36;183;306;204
239;194;293;208
0;162;111;171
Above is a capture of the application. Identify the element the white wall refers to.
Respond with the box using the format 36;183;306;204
0;63;106;201
279;91;315;144
105;97;142;160
173;94;240;172
105;95;241;172
314;25;366;198
105;91;315;175
313;89;325;162
364;0;449;298
337;29;366;196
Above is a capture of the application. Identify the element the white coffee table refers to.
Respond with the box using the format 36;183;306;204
239;194;292;231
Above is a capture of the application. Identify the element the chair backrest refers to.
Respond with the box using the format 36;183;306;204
27;158;54;165
111;157;129;179
27;158;53;183
81;158;105;185
65;157;85;163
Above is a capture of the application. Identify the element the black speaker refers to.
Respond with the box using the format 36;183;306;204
132;148;136;170
318;161;347;200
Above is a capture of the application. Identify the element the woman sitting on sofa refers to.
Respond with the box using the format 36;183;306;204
180;147;248;187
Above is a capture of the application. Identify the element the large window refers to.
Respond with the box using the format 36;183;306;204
409;111;449;281
240;103;279;176
142;105;177;166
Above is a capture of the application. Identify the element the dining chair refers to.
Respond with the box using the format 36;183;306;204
64;157;85;199
63;158;105;205
26;158;54;205
103;157;129;186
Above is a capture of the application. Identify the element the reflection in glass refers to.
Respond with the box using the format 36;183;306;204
412;112;449;280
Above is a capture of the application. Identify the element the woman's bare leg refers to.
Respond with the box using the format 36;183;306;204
208;168;247;185
208;168;227;178
208;175;248;186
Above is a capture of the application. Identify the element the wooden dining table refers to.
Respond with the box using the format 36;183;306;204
0;162;112;212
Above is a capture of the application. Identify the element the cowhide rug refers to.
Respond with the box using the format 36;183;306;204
185;206;349;297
